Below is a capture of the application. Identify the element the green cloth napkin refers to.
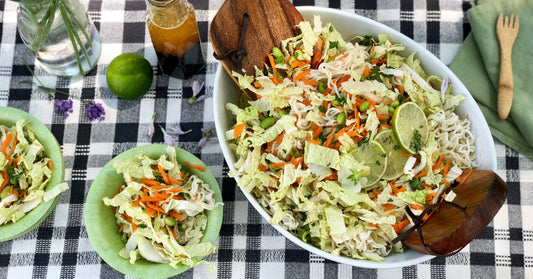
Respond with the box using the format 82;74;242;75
449;0;533;159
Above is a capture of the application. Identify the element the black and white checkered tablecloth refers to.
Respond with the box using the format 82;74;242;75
0;0;531;278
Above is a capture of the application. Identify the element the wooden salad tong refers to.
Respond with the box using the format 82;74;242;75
393;170;507;256
210;0;304;99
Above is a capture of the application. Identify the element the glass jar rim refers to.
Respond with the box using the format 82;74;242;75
146;0;183;8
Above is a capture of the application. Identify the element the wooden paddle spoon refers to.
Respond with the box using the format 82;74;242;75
393;170;507;256
210;0;305;99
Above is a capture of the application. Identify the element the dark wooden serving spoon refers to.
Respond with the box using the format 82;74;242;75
210;0;508;257
210;0;304;99
393;170;507;256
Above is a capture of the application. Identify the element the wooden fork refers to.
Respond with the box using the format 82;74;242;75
496;13;519;120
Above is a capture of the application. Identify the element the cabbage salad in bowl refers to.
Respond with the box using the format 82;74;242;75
225;16;479;261
103;146;220;270
0;119;68;226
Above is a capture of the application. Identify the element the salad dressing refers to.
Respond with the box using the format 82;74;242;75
146;0;205;79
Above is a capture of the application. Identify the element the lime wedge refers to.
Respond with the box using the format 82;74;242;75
352;140;387;187
391;102;428;155
375;129;409;180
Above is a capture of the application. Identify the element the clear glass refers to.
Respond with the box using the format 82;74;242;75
17;0;101;77
146;0;205;79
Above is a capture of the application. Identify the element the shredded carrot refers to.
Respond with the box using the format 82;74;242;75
145;207;155;216
270;162;287;169
47;160;53;170
168;177;183;185
154;192;171;200
383;203;395;212
277;131;286;145
336;52;349;61
233;123;245;139
158;165;170;185
118;223;125;233
284;54;294;63
289;60;308;70
15;156;21;165
369;222;379;227
0;133;13;154
308;137;321;145
290;156;304;168
442;160;450;176
146;203;165;213
362;65;370;77
376;113;391;120
141;196;165;203
294;69;312;82
168;211;184;221
425;192;436;204
402;151;410;158
393;218;411;234
323;134;334;147
142;187;149;196
367;98;376;109
268;54;280;84
193;196;198;203
312;124;322;138
391;187;405;195
336;75;351;87
312;50;322;69
132;197;141;207
184;161;205;172
170;227;178;240
466;114;469;120
459;169;473;185
346;130;358;138
397;85;405;93
380;123;392;130
433;154;445;171
323;174;338;181
168;188;183;193
415;169;427;178
130;222;137;231
410;204;424;211
140;178;160;187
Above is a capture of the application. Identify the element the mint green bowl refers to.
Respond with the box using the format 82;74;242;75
85;144;223;279
0;107;65;242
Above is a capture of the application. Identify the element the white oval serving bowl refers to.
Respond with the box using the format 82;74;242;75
213;6;496;269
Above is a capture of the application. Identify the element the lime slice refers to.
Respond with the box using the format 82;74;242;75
375;129;409;180
352;140;387;187
391;102;428;155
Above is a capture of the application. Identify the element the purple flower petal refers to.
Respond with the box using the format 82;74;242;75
145;112;156;137
167;123;192;135
192;80;204;97
159;125;176;146
198;137;207;147
440;78;449;104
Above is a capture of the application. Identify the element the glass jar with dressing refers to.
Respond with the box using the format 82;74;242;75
146;0;205;79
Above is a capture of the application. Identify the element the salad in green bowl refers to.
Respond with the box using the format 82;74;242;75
0;107;68;242
85;144;223;279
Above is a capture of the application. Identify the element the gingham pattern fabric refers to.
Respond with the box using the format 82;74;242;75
0;0;531;278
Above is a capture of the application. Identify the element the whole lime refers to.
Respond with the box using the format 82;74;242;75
106;53;153;100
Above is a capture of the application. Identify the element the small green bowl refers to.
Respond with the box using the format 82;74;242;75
85;144;223;279
0;107;65;242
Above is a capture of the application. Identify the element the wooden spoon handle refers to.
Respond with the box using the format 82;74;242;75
497;52;514;119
